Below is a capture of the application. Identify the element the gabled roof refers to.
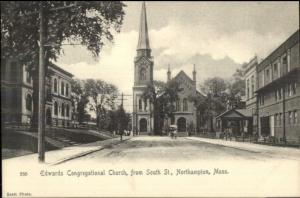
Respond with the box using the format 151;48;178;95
173;70;194;84
216;108;252;119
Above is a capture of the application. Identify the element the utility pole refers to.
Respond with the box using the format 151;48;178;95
38;3;46;162
36;2;78;163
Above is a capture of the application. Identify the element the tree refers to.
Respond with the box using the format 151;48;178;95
70;79;89;124
1;1;125;129
226;64;246;109
141;80;182;134
199;77;228;132
84;79;118;130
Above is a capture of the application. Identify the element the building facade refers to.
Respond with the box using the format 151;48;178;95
1;59;73;128
256;30;299;142
132;1;154;135
166;66;199;135
244;56;259;133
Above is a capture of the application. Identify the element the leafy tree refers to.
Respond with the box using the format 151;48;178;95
70;79;89;124
198;77;229;132
84;79;118;130
225;64;247;109
141;80;182;134
1;1;125;129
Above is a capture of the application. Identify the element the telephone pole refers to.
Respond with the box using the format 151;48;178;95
38;3;46;162
37;2;79;163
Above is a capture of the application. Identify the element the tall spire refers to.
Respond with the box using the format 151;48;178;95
167;64;171;81
137;1;150;51
193;64;196;82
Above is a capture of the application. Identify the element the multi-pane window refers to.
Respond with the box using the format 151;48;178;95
26;94;32;111
265;69;270;83
274;114;278;126
144;99;147;111
66;84;69;97
66;104;70;117
138;99;142;110
282;54;287;74
61;103;65;116
61;82;65;95
183;98;188;111
26;66;31;83
54;79;58;93
287;49;291;72
176;99;181;111
247;79;250;99
259;95;264;106
54;102;58;115
273;63;278;79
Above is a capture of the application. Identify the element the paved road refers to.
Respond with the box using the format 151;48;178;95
63;136;300;164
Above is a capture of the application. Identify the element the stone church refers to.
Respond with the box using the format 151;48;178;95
132;2;204;136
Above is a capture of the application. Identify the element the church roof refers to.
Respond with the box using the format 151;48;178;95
216;108;252;119
137;2;150;50
173;70;194;84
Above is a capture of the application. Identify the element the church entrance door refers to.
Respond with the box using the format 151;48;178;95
177;117;186;132
139;118;147;132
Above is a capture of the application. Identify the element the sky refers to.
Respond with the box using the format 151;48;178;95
56;1;299;112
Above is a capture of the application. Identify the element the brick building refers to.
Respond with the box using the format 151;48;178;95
244;56;259;134
256;30;299;142
1;59;73;128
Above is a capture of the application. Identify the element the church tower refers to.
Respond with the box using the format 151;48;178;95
132;1;154;135
167;64;171;82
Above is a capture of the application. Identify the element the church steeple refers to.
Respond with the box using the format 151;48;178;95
193;64;196;82
167;64;171;81
137;1;151;56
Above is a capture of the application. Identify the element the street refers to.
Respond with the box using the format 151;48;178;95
62;136;300;164
3;136;300;197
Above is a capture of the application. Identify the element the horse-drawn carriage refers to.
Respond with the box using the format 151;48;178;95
169;125;177;139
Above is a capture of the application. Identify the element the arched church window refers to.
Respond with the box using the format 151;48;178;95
183;98;188;111
139;99;142;110
139;68;146;81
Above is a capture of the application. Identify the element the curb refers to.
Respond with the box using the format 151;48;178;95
50;138;131;166
185;137;261;153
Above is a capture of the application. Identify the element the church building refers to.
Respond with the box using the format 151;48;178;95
132;2;154;135
132;2;204;135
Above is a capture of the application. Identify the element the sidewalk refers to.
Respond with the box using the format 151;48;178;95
186;136;300;160
2;137;130;166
